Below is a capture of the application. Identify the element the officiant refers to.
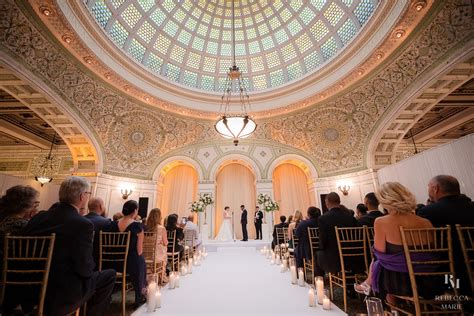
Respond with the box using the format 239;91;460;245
254;206;263;240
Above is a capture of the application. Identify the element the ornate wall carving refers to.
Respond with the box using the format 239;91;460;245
0;0;472;179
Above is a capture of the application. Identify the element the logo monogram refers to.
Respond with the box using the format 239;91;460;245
444;274;460;289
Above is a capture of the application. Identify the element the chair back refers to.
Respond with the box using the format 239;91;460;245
1;234;55;316
400;226;460;315
143;231;157;273
364;225;375;261
456;225;474;293
292;229;299;249
307;227;319;259
335;226;368;274
167;230;177;254
99;231;131;275
276;227;287;246
184;229;196;248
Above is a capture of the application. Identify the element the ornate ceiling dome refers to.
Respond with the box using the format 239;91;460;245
82;0;378;93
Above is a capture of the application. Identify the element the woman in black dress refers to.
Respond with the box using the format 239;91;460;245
110;200;146;306
165;214;184;267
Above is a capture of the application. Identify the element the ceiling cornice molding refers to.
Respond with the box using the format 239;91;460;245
27;0;434;118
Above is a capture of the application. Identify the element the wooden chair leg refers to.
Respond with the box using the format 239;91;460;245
122;276;126;316
343;278;347;313
329;274;334;300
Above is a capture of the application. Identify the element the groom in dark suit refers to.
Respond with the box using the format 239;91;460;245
240;205;248;241
254;206;263;240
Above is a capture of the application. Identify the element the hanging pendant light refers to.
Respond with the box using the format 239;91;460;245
214;1;256;146
35;133;57;186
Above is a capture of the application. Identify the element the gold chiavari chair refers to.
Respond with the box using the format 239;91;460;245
329;226;368;313
389;226;462;315
184;229;197;261
167;230;180;272
365;225;375;263
456;225;474;294
288;229;299;259
1;233;55;316
276;227;287;246
143;231;157;275
99;231;130;316
305;227;319;285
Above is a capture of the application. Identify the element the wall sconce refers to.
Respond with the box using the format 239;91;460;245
120;188;133;200
337;183;351;196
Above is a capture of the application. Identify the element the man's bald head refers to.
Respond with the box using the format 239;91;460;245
428;175;460;202
88;197;105;216
187;213;195;222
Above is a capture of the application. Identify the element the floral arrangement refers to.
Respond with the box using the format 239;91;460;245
191;193;214;212
257;193;280;212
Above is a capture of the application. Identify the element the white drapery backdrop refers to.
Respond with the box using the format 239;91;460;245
377;134;474;203
215;163;256;240
159;165;198;219
273;163;311;219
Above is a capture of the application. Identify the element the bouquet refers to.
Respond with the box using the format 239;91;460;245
257;193;280;212
191;193;214;212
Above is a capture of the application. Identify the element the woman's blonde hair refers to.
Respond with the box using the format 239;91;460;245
294;210;303;224
376;182;416;214
146;208;162;231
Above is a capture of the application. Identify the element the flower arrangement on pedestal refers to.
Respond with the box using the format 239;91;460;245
191;193;214;213
257;193;280;212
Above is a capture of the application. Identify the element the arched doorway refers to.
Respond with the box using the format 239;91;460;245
158;164;198;220
215;162;256;240
272;163;312;220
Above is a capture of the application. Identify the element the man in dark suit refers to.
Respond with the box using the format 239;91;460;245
316;192;360;276
23;177;116;316
240;204;248;241
254;206;263;240
357;192;384;227
85;197;112;269
295;207;321;268
272;215;288;249
418;175;474;299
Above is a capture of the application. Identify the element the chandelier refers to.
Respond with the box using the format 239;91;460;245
214;1;256;146
35;133;57;186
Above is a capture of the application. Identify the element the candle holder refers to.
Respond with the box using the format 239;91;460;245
297;267;305;287
289;258;297;284
323;292;331;310
308;286;316;307
315;276;324;304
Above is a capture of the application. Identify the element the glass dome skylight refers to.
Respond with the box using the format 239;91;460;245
83;0;378;93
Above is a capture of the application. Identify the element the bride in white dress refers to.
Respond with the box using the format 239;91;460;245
215;206;234;241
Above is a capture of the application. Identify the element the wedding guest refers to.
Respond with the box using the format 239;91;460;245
355;203;368;219
0;185;39;313
145;208;168;284
23;176;116;315
316;192;360;276
85;197;112;268
354;182;438;304
272;215;288;250
112;212;123;221
109;200;147;307
357;192;384;227
166;214;184;261
295;207;321;268
418;175;474;298
288;210;303;248
184;213;201;248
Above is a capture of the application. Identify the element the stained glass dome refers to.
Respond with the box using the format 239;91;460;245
83;0;378;93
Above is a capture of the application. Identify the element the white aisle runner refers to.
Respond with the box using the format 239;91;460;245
133;247;346;316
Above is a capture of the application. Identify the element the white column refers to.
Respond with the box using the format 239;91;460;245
197;181;215;241
308;177;319;208
256;180;274;242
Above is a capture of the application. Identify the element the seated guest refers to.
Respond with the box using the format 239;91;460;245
0;185;39;312
85;197;112;268
166;214;184;256
316;192;360;276
295;207;321;268
418;175;474;298
109;200;147;307
145;208;168;284
184;213;201;248
272;215;288;250
288;210;303;249
357;192;384;227
23;176;116;315
355;203;367;219
112;212;123;221
355;182;438;304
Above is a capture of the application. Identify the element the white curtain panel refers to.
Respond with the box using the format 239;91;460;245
377;134;474;203
159;165;198;219
273;163;311;219
215;164;256;240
